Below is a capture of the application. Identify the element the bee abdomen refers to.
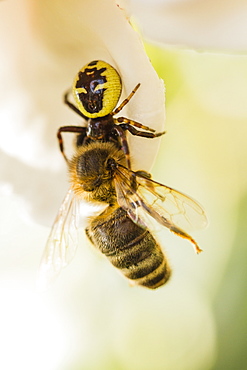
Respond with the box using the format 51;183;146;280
87;207;171;289
108;230;170;289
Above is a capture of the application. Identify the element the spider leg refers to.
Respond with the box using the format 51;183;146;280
57;126;87;162
117;117;158;133
112;83;140;115
118;122;166;139
113;125;132;169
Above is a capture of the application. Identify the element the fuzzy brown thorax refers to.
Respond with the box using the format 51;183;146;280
69;141;126;203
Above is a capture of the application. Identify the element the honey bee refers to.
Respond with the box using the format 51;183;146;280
38;140;207;290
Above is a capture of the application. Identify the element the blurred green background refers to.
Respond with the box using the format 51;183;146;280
147;43;247;370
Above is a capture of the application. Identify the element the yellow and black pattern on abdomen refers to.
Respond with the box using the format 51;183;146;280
73;60;122;119
75;61;107;114
86;207;171;289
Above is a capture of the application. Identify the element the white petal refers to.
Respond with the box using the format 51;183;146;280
130;0;247;52
0;0;165;223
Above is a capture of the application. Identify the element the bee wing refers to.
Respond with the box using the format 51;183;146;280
137;175;208;231
114;166;207;253
37;188;79;291
114;170;148;229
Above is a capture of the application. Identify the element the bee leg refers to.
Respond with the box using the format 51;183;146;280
113;125;132;169
118;122;166;138
57;126;87;163
112;83;141;115
64;90;89;119
170;226;203;254
135;170;152;179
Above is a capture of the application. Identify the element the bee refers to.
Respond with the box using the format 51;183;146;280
57;60;165;169
38;140;207;290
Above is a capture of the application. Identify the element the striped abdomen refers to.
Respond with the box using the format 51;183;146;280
86;207;171;289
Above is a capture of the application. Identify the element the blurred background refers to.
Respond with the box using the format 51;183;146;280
0;1;247;370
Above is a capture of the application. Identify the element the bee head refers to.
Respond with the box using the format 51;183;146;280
69;142;126;201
